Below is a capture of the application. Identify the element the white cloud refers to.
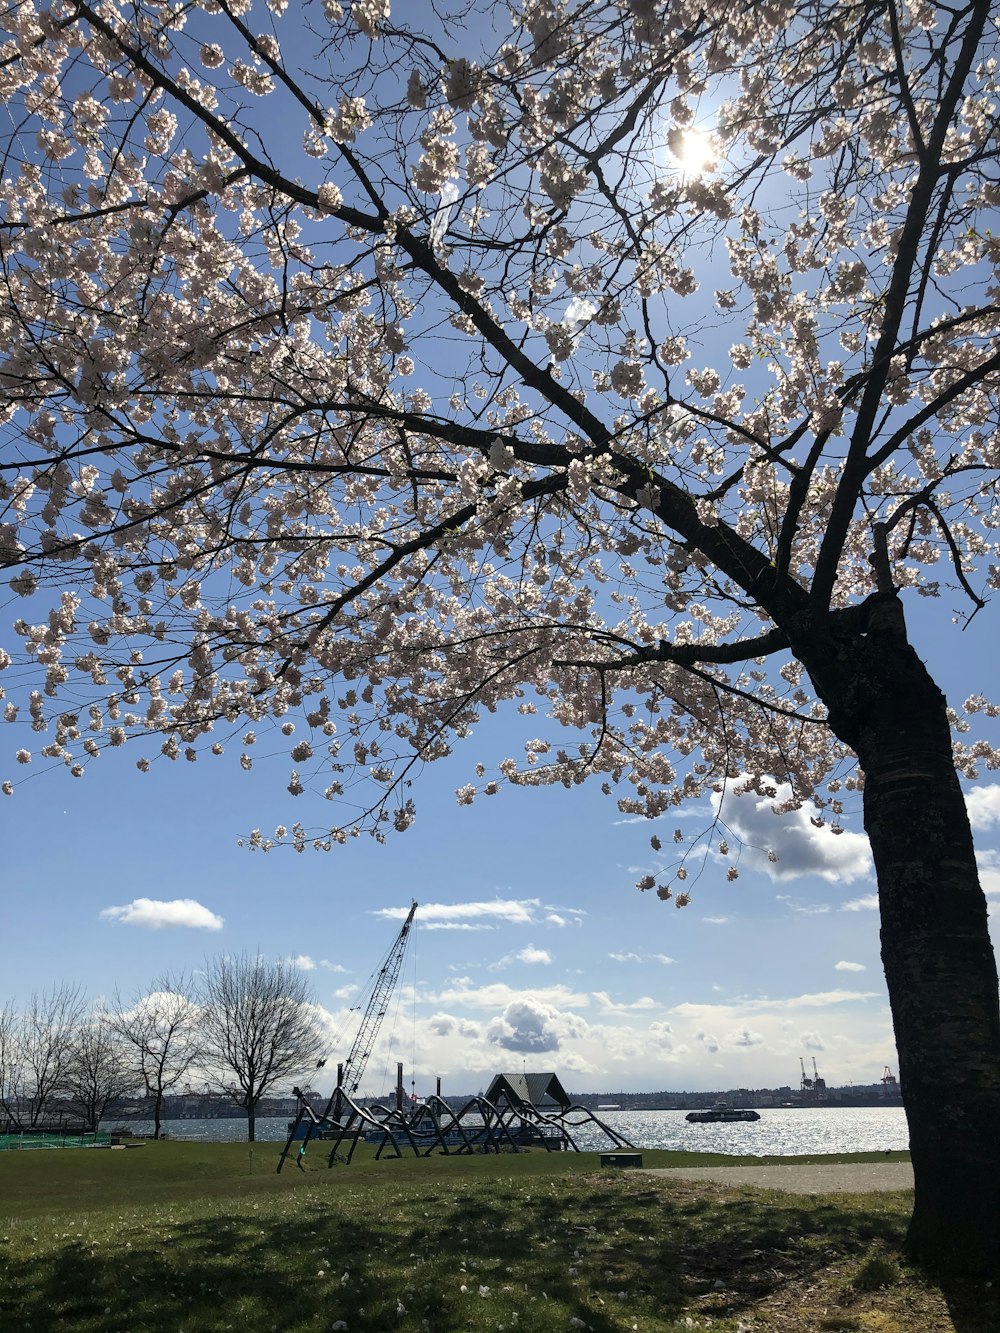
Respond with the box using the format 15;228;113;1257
841;894;879;912
967;784;1000;831
673;989;877;1019
704;916;731;925
430;981;590;1010
544;906;586;926
489;943;553;971
99;898;223;930
729;1026;764;1047
119;990;196;1026
608;951;675;964
332;984;358;1001
517;945;552;965
977;849;1000;896
716;781;872;884
776;896;832;915
800;1031;825;1050
649;1021;674;1048
543;910;585;928
319;959;348;973
421;922;497;932
485;997;588;1053
286;955;317;971
782;988;878;1009
426;1012;480;1039
835;960;866;972
375;899;539;926
593;991;658;1013
299;1002;341;1053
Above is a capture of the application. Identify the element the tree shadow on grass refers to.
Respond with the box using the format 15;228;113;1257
929;1272;1000;1333
3;1169;987;1331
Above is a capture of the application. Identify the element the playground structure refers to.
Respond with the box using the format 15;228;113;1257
277;1070;635;1170
275;903;635;1171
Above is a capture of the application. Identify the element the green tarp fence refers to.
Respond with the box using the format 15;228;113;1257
0;1131;111;1150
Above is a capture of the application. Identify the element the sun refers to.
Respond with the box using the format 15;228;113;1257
668;126;717;176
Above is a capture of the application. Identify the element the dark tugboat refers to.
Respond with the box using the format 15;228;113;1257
685;1101;760;1123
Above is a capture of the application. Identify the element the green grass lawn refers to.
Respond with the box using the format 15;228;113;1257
0;1141;989;1332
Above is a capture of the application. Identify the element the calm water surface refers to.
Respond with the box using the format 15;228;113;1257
108;1106;908;1156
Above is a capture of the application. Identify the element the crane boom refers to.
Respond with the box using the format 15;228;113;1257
341;900;417;1097
277;903;418;1173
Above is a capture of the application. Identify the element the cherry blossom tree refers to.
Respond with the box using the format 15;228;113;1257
0;0;999;1273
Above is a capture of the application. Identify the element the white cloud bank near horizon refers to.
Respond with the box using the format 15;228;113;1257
99;897;223;930
302;977;895;1094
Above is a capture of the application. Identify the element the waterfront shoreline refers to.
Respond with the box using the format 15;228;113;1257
102;1105;909;1156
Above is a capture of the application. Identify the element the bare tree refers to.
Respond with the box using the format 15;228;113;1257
0;1002;23;1130
199;955;323;1142
63;1007;139;1130
112;976;200;1139
19;986;87;1128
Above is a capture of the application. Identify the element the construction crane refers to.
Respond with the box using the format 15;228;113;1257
277;902;418;1172
339;900;418;1099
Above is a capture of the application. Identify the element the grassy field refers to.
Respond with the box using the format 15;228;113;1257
0;1140;992;1332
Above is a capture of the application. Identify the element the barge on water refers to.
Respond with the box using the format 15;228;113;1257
685;1102;761;1124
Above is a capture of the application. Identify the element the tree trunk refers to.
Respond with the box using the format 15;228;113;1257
247;1105;256;1143
793;597;1000;1277
153;1091;162;1141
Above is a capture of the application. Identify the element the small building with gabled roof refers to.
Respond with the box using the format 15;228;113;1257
484;1071;572;1110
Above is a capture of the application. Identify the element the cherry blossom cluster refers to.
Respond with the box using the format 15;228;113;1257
0;0;998;885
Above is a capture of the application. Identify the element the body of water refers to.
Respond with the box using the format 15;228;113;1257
106;1106;909;1156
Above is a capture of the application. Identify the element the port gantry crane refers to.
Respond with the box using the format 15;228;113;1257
277;901;417;1171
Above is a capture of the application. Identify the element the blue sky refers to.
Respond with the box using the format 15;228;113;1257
4;587;998;1098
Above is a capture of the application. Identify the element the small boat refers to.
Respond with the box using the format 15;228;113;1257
685;1101;760;1124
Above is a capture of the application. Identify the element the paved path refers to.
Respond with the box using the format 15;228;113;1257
641;1161;914;1194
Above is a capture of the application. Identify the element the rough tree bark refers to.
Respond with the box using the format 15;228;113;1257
793;597;1000;1275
